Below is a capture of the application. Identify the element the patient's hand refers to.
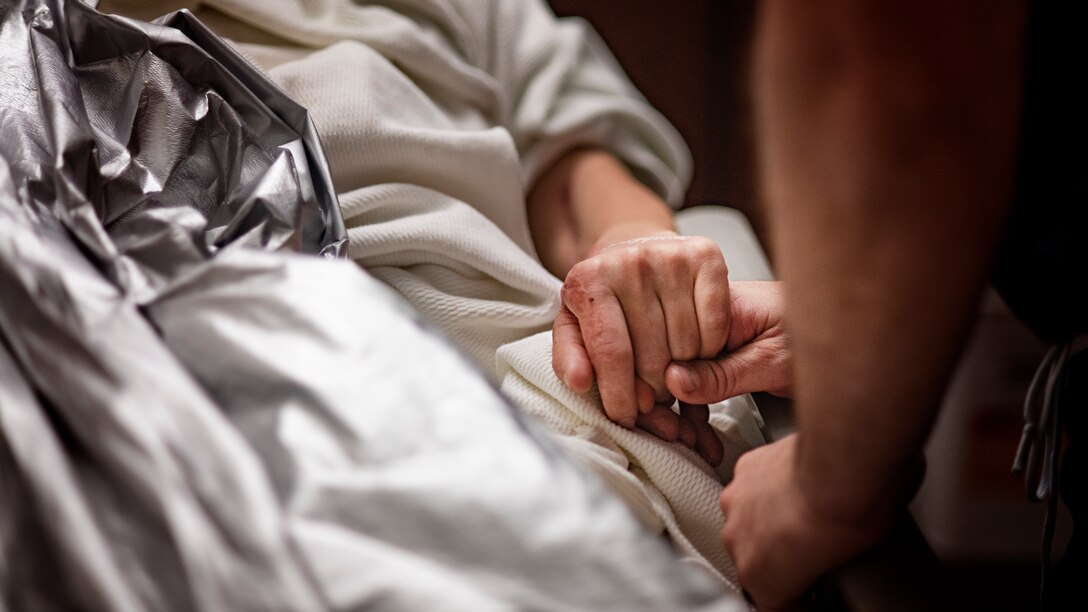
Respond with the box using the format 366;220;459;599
552;234;731;465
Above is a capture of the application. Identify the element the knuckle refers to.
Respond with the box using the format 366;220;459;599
697;258;729;281
565;257;604;284
689;235;722;260
564;259;588;281
559;278;584;304
561;279;602;312
589;333;630;364
671;337;700;363
633;251;655;278
661;244;687;269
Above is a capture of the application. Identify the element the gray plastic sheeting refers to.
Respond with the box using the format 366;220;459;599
0;1;744;610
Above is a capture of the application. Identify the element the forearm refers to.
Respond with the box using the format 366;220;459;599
755;0;1024;519
527;148;677;278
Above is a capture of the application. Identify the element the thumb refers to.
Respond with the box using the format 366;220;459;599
666;341;789;403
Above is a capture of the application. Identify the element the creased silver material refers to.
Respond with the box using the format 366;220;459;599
0;161;327;612
1;1;340;608
0;0;345;303
0;1;741;610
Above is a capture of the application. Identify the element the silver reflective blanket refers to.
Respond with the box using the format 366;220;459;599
0;1;742;610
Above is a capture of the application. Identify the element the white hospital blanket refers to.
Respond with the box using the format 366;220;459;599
105;0;762;589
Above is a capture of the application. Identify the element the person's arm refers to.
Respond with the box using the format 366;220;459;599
763;0;1023;528
527;148;677;279
711;0;1025;606
529;148;730;465
480;0;721;463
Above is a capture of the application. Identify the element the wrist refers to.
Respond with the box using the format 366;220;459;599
586;225;679;258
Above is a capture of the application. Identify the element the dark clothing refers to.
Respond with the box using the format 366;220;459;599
994;3;1087;608
1043;351;1086;610
993;1;1088;344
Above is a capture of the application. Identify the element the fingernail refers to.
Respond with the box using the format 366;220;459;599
672;365;697;393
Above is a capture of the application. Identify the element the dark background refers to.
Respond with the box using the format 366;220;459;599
547;0;765;248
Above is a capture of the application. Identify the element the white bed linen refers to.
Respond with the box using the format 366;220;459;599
104;0;762;589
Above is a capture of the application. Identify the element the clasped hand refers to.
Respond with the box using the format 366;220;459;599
552;232;791;466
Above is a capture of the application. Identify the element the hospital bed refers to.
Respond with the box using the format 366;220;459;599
1;1;952;607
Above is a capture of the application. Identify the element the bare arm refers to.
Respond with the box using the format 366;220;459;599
760;0;1024;524
707;1;1026;606
527;148;677;279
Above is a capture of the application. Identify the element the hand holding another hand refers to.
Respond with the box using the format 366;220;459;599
552;233;731;465
666;280;792;404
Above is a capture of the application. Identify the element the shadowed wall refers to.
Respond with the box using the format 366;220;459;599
548;0;765;251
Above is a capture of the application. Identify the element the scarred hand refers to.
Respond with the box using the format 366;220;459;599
552;233;730;465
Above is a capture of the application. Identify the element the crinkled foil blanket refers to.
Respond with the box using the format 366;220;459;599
0;1;734;611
